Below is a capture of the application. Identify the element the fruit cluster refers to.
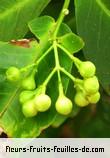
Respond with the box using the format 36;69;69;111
74;61;100;107
5;0;101;119
4;1;100;119
6;67;52;117
6;57;100;118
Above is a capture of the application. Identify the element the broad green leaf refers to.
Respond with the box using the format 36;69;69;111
28;16;55;58
57;23;72;36
58;33;84;54
75;0;110;92
29;16;55;40
0;41;38;69
0;16;83;137
29;16;75;39
0;0;51;41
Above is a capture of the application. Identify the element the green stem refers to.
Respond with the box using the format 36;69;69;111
57;43;82;68
20;63;36;72
53;0;70;39
60;67;75;83
34;85;46;95
37;45;53;65
53;41;64;96
60;67;83;84
20;45;53;72
42;68;56;87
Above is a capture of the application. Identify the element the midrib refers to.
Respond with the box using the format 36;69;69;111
96;0;110;16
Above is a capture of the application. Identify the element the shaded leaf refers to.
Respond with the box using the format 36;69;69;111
75;0;110;92
80;116;110;138
0;0;51;41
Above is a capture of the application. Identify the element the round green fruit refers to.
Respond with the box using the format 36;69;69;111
79;61;96;78
74;91;89;107
34;94;51;112
19;90;35;104
22;100;37;117
6;67;20;82
84;76;99;94
55;96;73;115
88;92;100;104
22;76;36;90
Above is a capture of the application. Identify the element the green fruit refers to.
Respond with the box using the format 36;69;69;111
19;90;35;104
22;100;37;117
34;94;51;112
79;61;96;78
84;76;99;94
55;96;73;115
88;92;100;104
74;91;89;107
6;67;20;82
22;76;36;90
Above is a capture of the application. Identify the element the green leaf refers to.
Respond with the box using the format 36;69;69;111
29;16;55;40
0;0;51;41
28;16;55;58
0;41;38;69
58;33;84;54
75;0;110;92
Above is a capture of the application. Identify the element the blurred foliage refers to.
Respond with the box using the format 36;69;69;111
1;0;110;138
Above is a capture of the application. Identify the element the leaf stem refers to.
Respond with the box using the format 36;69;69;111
60;67;83;85
37;45;53;65
42;68;56;87
53;0;70;39
20;63;35;72
34;68;56;94
20;45;53;72
53;41;64;96
57;43;82;68
60;67;75;82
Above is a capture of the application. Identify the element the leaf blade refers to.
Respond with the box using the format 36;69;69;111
0;0;51;41
75;0;110;92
